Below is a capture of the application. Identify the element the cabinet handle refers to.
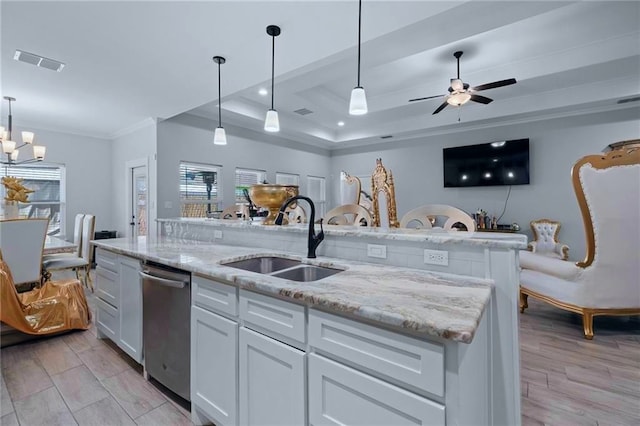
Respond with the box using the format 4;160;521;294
139;271;187;289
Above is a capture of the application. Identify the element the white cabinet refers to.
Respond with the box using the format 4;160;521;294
118;255;142;363
308;353;445;426
190;276;239;426
239;327;306;426
95;248;142;364
191;305;238;426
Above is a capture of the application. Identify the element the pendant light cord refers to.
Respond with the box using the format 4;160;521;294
357;0;362;87
271;34;275;109
217;62;222;127
7;99;12;140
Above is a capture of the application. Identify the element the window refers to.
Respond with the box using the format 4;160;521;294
1;164;65;236
276;172;300;186
180;162;222;217
235;168;266;203
307;175;326;217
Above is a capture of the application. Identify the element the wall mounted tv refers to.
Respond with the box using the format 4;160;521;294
443;138;530;187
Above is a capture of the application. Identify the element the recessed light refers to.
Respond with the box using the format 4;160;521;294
461;174;468;181
492;158;499;162
337;121;345;127
258;88;268;96
507;171;515;178
484;172;492;179
491;141;506;148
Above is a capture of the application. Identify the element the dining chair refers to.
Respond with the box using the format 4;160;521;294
323;204;372;226
43;214;96;291
399;204;476;231
285;205;307;224
43;213;84;261
0;218;49;287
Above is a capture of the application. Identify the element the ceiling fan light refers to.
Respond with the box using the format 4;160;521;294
349;87;368;115
264;109;280;132
451;79;464;91
213;127;227;145
447;92;471;106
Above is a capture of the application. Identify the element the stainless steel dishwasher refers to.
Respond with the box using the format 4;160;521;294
140;262;191;401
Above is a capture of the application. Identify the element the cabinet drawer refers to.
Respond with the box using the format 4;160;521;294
309;353;445;426
95;248;118;272
97;298;119;342
239;290;306;345
309;309;444;398
193;275;238;317
96;266;119;308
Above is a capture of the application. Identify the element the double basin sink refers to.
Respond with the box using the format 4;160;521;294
222;256;342;282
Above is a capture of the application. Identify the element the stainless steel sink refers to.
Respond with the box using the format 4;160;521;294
271;265;342;282
222;256;301;274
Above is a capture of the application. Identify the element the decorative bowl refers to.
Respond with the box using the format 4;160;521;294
249;184;298;225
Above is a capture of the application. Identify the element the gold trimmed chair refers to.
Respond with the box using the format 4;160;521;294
323;204;372;226
520;148;640;339
285;205;307;224
526;218;569;260
370;159;399;228
221;204;241;220
0;218;49;287
43;214;96;291
400;204;476;231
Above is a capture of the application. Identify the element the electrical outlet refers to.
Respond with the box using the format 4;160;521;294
214;230;223;239
367;244;387;259
424;249;449;266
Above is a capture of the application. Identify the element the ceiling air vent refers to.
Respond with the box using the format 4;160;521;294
380;135;393;139
293;108;313;116
617;96;640;105
14;50;65;72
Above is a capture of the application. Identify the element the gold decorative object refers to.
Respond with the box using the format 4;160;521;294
249;184;298;225
370;159;399;228
2;176;34;203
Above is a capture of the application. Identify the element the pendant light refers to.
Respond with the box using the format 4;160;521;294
349;0;368;115
212;56;227;145
264;25;281;132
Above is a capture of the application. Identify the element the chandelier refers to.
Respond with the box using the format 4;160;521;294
0;96;46;165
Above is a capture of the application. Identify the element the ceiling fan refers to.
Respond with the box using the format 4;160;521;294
409;51;517;115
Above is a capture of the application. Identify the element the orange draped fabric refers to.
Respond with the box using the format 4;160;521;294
0;257;91;335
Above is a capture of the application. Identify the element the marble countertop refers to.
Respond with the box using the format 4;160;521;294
93;237;493;343
158;217;528;250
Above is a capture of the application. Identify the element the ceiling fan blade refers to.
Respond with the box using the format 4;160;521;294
409;94;444;102
432;101;449;115
471;78;517;92
470;94;493;104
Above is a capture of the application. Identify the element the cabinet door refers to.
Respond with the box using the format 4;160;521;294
191;306;238;426
308;353;445;426
118;255;143;363
96;265;119;308
239;327;305;426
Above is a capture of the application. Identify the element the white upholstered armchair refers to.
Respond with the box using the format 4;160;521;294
527;219;569;260
519;148;640;339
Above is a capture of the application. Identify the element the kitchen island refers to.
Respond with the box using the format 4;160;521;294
93;221;526;425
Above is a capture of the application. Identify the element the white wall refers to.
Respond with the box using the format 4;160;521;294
110;120;157;238
330;108;640;261
21;127;113;239
156;114;332;220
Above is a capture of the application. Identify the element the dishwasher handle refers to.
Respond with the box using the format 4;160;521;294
139;270;187;289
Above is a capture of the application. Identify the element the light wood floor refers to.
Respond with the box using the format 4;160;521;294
520;298;640;425
1;273;639;425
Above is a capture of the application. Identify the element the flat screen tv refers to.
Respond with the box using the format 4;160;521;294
443;138;530;187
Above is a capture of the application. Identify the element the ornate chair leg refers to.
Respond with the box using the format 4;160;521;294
85;265;94;293
582;310;594;340
519;291;529;313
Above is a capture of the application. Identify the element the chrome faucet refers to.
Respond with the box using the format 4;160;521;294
275;196;324;259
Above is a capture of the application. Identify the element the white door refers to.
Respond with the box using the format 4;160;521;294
131;165;148;238
191;306;238;426
239;327;305;426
